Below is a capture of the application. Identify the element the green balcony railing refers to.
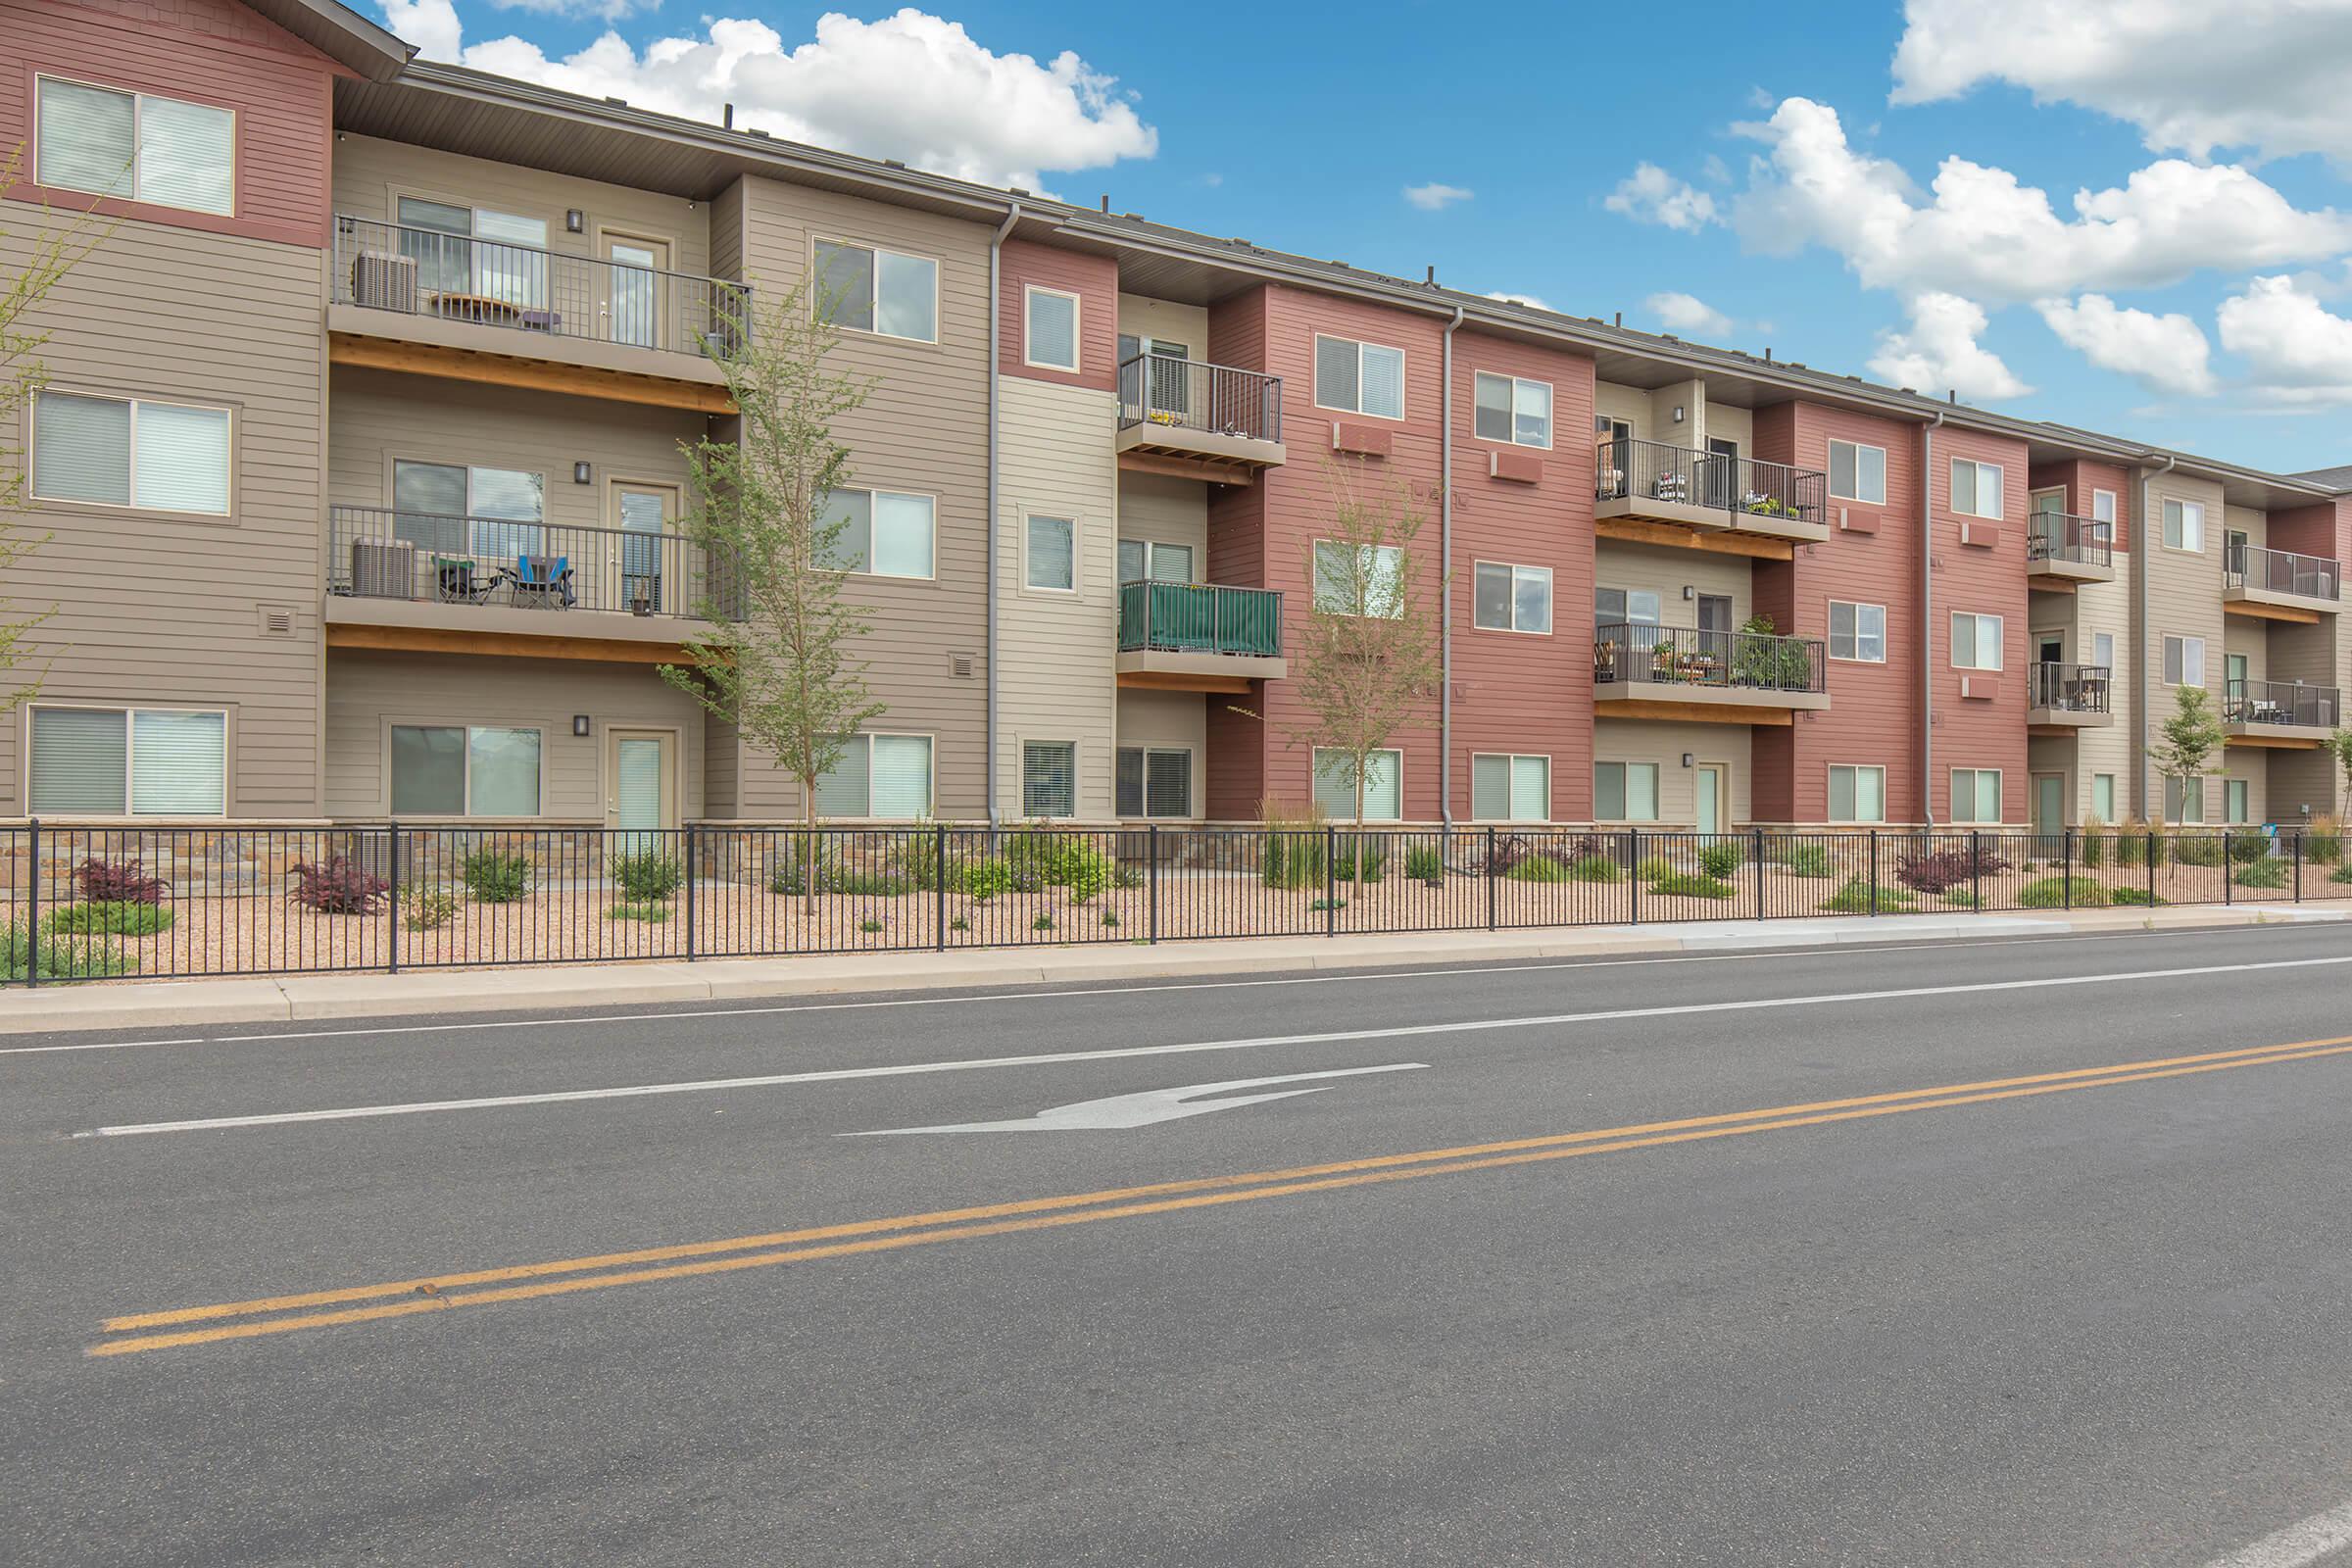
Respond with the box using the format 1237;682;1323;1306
1116;581;1284;659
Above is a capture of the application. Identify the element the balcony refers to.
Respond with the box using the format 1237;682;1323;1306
2028;662;2114;729
1115;355;1286;485
327;216;746;413
2027;514;2115;587
322;505;728;662
2225;678;2341;746
1592;622;1830;724
1594;439;1831;548
1114;581;1287;692
2224;543;2342;621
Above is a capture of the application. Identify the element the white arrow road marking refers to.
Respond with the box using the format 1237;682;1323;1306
844;1063;1430;1136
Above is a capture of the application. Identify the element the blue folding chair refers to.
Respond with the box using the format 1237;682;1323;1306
508;554;575;610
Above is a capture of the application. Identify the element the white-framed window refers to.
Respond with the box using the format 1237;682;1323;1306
2165;774;2206;825
1951;612;2004;671
1115;746;1192;818
389;724;542;817
1116;538;1194;583
2163;497;2205;552
31;390;230;514
2162;634;2206;687
2091;773;2116;824
1024;514;1075;592
1829;763;1885;824
394;197;549;306
1313;540;1404;617
35;75;234;216
2091;631;2115;669
1950;459;2004;519
1472;754;1550;821
1950;767;2003;824
1473;371;1551;448
1473;562;1551;633
1312;748;1402;821
1593;760;1660;822
1024;285;1080;371
1594;586;1663;629
1829;601;1886;662
1022;740;1078;818
815;732;933;819
817;487;935;578
1828;440;1886;505
2091;489;2118;524
27;705;227;817
2226;777;2251;825
1313;333;1405;419
813;238;938;343
391;459;543;558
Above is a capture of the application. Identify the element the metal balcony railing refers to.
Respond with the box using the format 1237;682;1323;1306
2028;513;2114;567
2030;662;2111;712
329;505;733;621
1595;438;1827;525
1116;581;1283;659
2226;541;2341;601
2226;678;2341;728
1592;622;1828;694
332;216;751;360
1117;355;1282;444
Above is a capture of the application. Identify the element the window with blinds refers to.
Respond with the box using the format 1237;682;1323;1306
1313;334;1405;419
814;734;931;817
1117;539;1193;583
1829;764;1885;824
1025;287;1080;370
817;487;934;578
1593;760;1660;823
36;77;233;216
1950;768;2002;824
32;391;229;514
1022;741;1077;818
389;725;540;816
1473;373;1551;448
1471;755;1549;821
1026;515;1075;591
1312;541;1404;617
1473;562;1552;633
1950;612;2003;671
814;240;938;342
1115;747;1192;817
28;706;225;816
1311;749;1401;821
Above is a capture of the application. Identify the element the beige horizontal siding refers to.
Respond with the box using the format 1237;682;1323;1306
1115;690;1208;820
1594;539;1753;626
1592;719;1753;827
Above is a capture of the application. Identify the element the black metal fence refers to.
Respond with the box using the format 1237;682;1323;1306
5;821;2342;986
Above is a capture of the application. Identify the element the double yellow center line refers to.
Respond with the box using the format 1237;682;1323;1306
88;1032;2352;1358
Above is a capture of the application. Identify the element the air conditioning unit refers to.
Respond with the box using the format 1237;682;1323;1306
351;251;418;313
350;539;416;600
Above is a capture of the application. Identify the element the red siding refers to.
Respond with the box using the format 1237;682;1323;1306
2026;458;2134;552
1449;329;1595;820
2267;497;2351;562
1930;426;2032;824
996;237;1117;393
1;0;337;249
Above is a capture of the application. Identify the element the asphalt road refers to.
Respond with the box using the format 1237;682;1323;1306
10;923;2352;1566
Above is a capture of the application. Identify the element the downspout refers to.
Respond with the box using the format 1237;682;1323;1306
1440;305;1464;826
985;200;1020;828
1922;411;1944;826
2138;454;2177;819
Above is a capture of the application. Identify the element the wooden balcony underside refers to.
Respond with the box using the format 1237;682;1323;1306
327;332;737;414
1593;516;1795;562
1592;698;1795;727
2223;598;2324;624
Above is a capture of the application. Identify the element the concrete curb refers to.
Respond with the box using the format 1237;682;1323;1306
3;904;2340;1037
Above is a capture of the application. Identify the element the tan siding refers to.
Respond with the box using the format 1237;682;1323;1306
1114;690;1207;820
324;651;704;820
708;177;745;287
1117;472;1207;560
1592;720;1753;827
2144;471;2227;821
1115;294;1209;355
1594;541;1753;625
1706;402;1755;456
1593;380;1648;439
3;213;323;817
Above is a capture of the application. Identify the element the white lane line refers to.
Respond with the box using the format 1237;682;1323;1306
4;923;2314;1059
2203;1498;2352;1568
70;952;2352;1139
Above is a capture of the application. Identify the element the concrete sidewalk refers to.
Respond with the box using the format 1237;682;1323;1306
4;903;2341;1036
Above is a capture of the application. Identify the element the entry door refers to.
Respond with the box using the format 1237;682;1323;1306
607;729;676;843
1694;764;1725;836
2034;773;2065;840
605;235;669;349
612;482;678;614
2227;652;2250;709
1702;437;1739;509
1697;593;1734;670
2036;631;2065;666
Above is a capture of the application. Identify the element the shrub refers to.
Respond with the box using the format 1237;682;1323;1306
827;868;910;896
887;835;943;891
2017;875;2109;908
1331;836;1386;884
1697;841;1744;879
2234;856;2288;889
1504;857;1573;883
461;845;531;904
1112;861;1145;891
1818;878;1915;913
610;849;683;902
1637;856;1675;884
1101;909;1119;928
1781;844;1834;879
2228;830;2270;865
1568;855;1623;883
2307;815;2343;864
607;901;669;922
2109;886;2167;906
1308;896;1347;912
402;886;458;931
768;837;833;897
1259;799;1328;890
950;914;970;931
1403;844;1446;885
2171;833;2225;867
858;918;885;933
2333;861;2352;885
1;922;137;981
1894;847;2011;896
1941;889;1978;907
75;857;167;906
950;857;1018;901
2079;825;2105;868
1031;911;1055;931
289;855;387;914
1047;841;1118;902
47;901;174;937
2108;820;2155;867
1652;872;1738;900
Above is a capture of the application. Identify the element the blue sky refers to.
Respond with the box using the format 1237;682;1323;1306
391;0;2352;474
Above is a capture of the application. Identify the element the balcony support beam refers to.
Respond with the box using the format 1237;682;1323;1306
324;620;718;664
1593;700;1794;727
1115;450;1256;486
2222;599;2324;624
1594;516;1794;562
328;332;738;414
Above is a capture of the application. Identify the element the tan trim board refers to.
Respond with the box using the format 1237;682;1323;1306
324;621;710;664
1592;700;1795;727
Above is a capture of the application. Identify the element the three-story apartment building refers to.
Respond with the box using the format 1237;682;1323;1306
8;0;2351;840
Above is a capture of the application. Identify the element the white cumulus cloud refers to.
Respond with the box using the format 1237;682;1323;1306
490;0;653;22
2218;274;2352;407
1890;0;2352;167
384;4;1158;190
1403;182;1473;211
1866;292;2033;400
1645;292;1734;337
1603;163;1719;230
2034;294;2216;396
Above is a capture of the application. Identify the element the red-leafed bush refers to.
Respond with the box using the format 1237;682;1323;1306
75;858;169;905
289;856;388;914
1894;847;2010;895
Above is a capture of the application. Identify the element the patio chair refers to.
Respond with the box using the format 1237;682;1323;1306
508;554;576;610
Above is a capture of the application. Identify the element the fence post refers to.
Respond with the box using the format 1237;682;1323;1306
2225;832;2233;906
1324;823;1337;938
24;817;38;989
1629;830;1641;926
1753;828;1765;921
684;824;697;960
1971;830;1982;911
1869;830;1880;915
936;824;950;951
384;822;400;975
1487;825;1497;931
2295;830;2304;904
1149;823;1159;945
2063;828;2075;911
2148;831;2158;907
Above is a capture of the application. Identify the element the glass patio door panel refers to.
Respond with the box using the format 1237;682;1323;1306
606;237;665;348
1694;764;1724;836
1702;438;1738;510
2034;774;2064;837
609;731;673;847
615;483;674;612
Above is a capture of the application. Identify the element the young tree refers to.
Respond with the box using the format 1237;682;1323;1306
2150;684;2229;824
1;148;112;716
659;279;884;867
1265;460;1445;823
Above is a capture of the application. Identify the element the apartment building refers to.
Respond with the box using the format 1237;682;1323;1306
7;0;2351;839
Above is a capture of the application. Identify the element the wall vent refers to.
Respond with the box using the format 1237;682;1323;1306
949;651;977;679
257;606;297;637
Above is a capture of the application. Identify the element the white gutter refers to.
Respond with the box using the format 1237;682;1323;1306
1923;410;1945;825
2137;454;2178;819
1440;305;1463;826
986;201;1021;828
